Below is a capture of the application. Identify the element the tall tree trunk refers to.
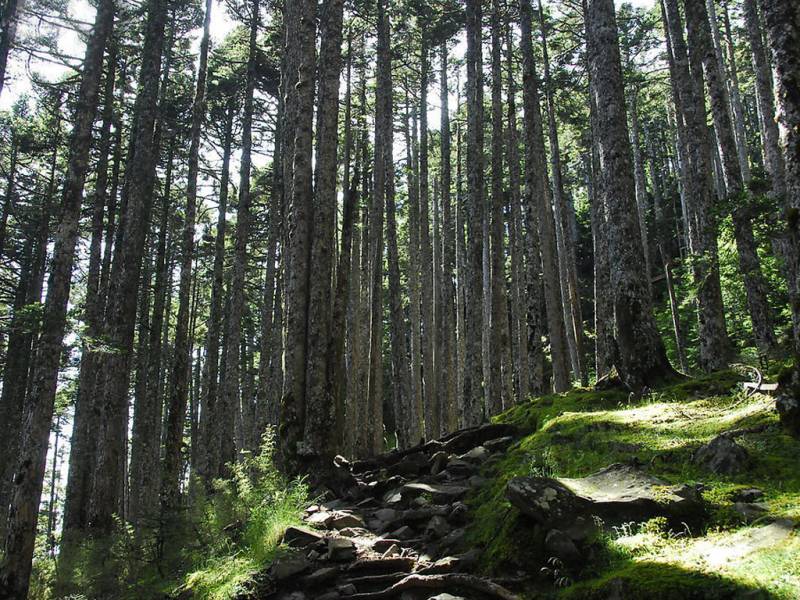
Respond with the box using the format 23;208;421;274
464;0;485;425
586;0;674;390
419;28;438;439
505;28;533;399
199;101;233;481
519;0;570;392
405;91;424;441
488;0;512;416
685;0;777;356
0;237;33;541
744;0;785;197
662;0;733;371
91;0;168;534
759;0;800;352
366;0;390;453
0;0;22;97
440;42;457;431
62;49;116;539
330;42;361;446
0;129;17;259
719;0;751;184
0;0;114;592
222;0;260;474
128;144;174;524
279;0;315;469
161;0;212;509
538;1;587;386
304;0;342;466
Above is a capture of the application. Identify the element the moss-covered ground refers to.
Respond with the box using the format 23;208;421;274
464;370;800;599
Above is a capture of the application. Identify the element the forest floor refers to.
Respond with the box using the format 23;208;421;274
467;369;800;599
179;369;799;600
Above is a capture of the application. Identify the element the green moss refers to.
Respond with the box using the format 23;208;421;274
561;561;773;600
463;370;800;597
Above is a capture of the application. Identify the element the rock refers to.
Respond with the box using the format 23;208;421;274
316;593;340;600
693;519;796;568
448;502;468;525
306;511;332;526
382;488;404;505
336;527;368;537
468;475;487;489
410;495;431;508
459;445;489;463
425;515;451;539
563;515;599;543
279;593;307;600
732;488;765;503
507;463;704;530
429;451;449;475
777;393;800;438
428;595;467;600
337;583;357;596
439;527;466;550
270;555;311;581
400;482;469;503
390;525;416;540
348;556;416;575
507;478;588;529
545;528;582;564
327;536;357;562
417;551;480;575
374;507;400;522
733;502;769;522
282;526;324;548
693;436;749;475
381;543;402;558
302;566;340;587
483;436;514;453
371;538;400;552
329;512;366;530
442;423;519;454
445;459;478;478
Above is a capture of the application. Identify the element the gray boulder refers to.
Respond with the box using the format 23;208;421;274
693;436;749;475
545;528;582;564
507;463;704;530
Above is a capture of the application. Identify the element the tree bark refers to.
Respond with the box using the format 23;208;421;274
685;0;777;356
279;0;315;469
304;0;342;466
488;0;512;416
586;0;674;390
759;0;800;352
198;100;233;481
538;2;588;386
464;0;485;425
419;28;438;439
0;0;114;592
161;0;212;508
91;0;168;534
662;0;733;371
519;0;570;392
440;42;458;431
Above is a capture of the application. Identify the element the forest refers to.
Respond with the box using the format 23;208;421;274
0;0;798;597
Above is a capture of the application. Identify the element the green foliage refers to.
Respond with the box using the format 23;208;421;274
44;433;308;600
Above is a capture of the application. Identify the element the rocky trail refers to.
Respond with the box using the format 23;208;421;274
254;414;798;600
259;423;526;600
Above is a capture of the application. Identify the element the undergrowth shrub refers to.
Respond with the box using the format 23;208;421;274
38;429;307;600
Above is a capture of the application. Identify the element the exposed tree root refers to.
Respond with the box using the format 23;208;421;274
346;573;521;600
